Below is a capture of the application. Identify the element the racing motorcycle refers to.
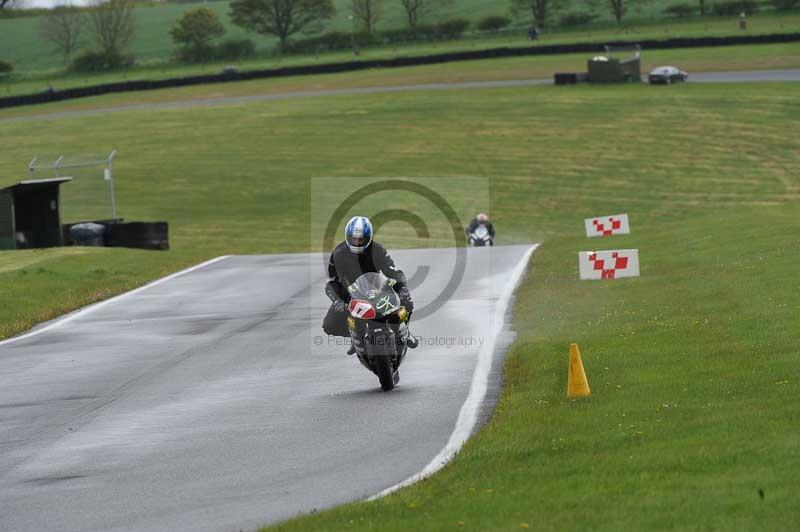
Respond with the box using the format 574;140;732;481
468;225;493;247
346;272;411;391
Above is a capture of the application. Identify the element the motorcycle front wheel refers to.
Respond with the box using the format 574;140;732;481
369;333;396;391
374;353;394;391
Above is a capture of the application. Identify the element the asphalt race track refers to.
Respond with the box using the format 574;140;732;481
0;245;535;532
3;69;799;124
688;69;800;82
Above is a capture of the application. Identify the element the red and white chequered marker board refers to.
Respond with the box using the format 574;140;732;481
584;213;630;237
579;249;640;280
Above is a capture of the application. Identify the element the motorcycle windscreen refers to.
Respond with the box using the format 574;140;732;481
348;272;401;318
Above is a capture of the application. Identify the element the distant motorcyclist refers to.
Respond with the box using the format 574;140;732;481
466;212;495;240
322;216;418;353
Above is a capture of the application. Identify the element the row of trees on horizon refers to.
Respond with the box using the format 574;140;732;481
6;0;794;73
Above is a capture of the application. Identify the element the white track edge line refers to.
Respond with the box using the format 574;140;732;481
368;243;539;500
0;255;231;347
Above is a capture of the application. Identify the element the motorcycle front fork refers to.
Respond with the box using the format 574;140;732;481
348;320;409;361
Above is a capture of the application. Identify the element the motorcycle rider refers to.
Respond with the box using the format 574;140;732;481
466;212;496;240
323;216;418;354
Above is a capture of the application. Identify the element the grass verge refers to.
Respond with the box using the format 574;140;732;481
3;42;800;119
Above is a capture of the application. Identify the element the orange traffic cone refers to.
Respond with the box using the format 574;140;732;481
567;343;591;398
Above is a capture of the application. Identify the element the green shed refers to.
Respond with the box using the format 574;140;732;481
0;177;72;250
587;44;642;83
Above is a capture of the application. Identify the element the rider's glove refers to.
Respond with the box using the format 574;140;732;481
396;285;414;314
326;281;349;312
397;306;408;322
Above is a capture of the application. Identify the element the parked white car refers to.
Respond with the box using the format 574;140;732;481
649;66;688;84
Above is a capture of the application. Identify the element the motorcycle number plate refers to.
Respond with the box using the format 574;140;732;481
349;299;376;320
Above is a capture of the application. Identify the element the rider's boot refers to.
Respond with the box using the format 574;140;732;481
348;334;362;356
406;334;419;349
397;322;419;350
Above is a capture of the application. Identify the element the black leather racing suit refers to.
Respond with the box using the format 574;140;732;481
322;241;413;337
465;219;496;238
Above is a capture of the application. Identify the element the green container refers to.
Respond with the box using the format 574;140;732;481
0;190;14;250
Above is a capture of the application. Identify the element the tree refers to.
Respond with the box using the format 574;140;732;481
171;8;225;50
39;6;86;66
398;0;452;28
87;0;136;56
511;0;561;28
351;0;383;34
772;0;800;8
609;0;625;24
230;0;335;52
0;0;16;10
698;0;706;15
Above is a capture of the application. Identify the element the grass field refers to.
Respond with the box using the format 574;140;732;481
0;1;799;92
3;41;800;117
0;74;798;529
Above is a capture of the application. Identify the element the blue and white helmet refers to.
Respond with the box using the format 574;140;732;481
345;216;373;254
